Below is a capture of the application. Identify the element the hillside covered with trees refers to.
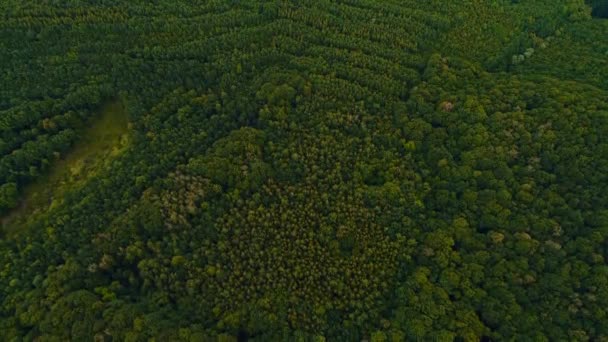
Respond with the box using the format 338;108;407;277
1;0;607;340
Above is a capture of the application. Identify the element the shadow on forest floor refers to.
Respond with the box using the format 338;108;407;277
589;0;608;19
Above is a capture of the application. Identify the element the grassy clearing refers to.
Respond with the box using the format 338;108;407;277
1;100;130;229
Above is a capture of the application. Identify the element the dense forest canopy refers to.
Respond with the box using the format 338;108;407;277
1;0;607;340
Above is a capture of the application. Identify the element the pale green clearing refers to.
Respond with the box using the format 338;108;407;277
1;100;130;230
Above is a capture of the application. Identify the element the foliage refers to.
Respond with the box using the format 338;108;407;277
0;0;607;340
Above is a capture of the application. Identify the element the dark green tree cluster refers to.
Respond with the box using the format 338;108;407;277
587;0;608;18
1;0;607;340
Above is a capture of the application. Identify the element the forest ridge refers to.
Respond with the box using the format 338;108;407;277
0;0;607;341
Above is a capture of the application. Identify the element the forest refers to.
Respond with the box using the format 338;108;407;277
0;0;607;340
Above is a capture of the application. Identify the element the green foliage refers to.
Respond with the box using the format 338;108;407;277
2;100;129;229
0;182;18;211
564;0;592;21
0;0;607;341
